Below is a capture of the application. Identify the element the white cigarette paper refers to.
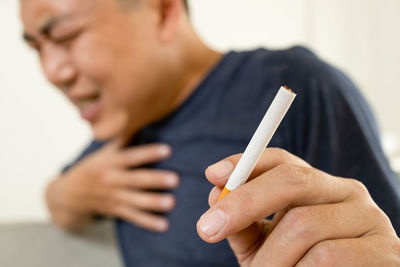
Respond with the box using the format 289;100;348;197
225;86;296;191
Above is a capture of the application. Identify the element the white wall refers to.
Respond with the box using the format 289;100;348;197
1;0;399;222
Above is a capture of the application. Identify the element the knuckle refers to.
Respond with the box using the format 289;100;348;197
307;241;340;267
365;202;384;217
281;207;314;241
149;175;163;187
146;193;175;211
364;201;393;228
276;163;297;175
268;147;292;162
276;163;312;188
347;178;370;198
148;145;162;157
226;153;243;165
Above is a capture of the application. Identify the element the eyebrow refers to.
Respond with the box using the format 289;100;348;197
22;17;64;43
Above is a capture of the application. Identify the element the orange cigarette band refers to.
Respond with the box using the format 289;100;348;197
217;187;231;201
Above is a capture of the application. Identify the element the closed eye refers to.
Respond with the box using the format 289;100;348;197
52;30;82;45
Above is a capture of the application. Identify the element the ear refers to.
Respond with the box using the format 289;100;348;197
155;0;184;43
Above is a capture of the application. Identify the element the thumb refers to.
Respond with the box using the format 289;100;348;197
196;207;272;265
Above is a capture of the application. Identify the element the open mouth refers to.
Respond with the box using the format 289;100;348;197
76;93;102;122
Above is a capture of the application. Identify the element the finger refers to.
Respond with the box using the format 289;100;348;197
105;135;136;150
105;169;180;190
208;186;222;206
117;190;176;213
295;235;399;267
205;148;310;187
114;205;170;232
226;220;272;265
270;208;289;230
208;189;284;260
220;209;287;265
209;188;294;227
251;201;381;267
104;138;124;151
113;143;172;167
198;165;358;243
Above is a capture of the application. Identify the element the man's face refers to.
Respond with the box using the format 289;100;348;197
21;0;170;140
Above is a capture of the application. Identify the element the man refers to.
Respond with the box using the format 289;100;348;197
21;0;400;266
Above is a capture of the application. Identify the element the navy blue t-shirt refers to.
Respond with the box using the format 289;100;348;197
64;47;400;266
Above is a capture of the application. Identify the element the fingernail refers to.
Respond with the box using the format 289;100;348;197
198;209;226;238
207;161;234;178
157;220;169;232
158;145;172;157
165;173;179;187
161;196;175;209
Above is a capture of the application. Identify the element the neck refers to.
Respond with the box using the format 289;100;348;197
168;26;223;113
119;22;223;142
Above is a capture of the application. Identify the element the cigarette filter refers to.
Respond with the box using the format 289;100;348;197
218;86;296;201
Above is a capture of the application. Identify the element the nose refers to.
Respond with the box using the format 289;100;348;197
40;42;76;90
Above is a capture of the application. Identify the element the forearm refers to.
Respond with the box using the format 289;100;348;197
45;178;94;233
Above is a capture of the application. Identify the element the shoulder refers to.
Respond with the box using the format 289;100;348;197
243;46;351;88
226;46;345;91
215;46;337;117
281;46;362;103
221;46;356;106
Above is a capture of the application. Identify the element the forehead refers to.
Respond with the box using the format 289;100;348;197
20;0;107;31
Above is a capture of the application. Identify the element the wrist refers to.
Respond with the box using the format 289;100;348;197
45;177;93;232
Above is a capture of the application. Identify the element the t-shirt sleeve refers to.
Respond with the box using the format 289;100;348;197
286;50;400;234
62;140;107;174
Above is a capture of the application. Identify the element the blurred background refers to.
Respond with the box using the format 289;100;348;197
0;0;399;232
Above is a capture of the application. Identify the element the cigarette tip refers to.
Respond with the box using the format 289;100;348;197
283;85;295;94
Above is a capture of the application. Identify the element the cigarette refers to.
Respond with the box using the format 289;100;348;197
217;86;296;201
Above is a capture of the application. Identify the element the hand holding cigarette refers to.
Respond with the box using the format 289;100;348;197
197;148;400;266
217;86;296;200
196;86;400;265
